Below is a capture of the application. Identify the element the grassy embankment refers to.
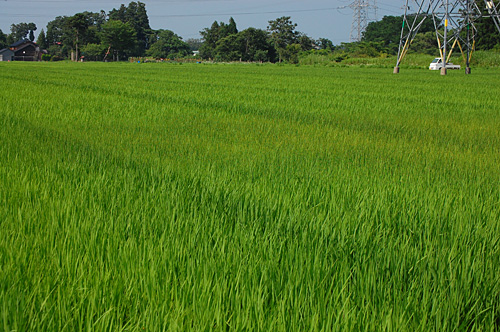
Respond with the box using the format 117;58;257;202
1;62;499;331
300;50;500;68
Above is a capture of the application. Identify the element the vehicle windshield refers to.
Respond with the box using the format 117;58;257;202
431;58;441;63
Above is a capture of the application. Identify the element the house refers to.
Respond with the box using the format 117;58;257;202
6;40;42;61
0;48;14;61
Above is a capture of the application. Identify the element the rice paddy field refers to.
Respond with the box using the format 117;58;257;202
0;62;500;331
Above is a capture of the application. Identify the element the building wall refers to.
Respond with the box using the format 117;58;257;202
0;50;15;61
13;45;38;61
15;45;37;57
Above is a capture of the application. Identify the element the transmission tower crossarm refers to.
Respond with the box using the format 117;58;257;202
483;0;500;33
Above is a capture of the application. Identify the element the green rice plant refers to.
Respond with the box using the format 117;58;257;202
0;62;499;331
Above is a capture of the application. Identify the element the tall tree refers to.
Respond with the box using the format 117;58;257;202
100;20;136;61
220;17;238;36
238;28;273;62
10;22;37;41
147;29;191;58
199;18;239;59
67;13;91;61
0;29;7;49
109;1;151;56
79;11;108;45
36;29;48;49
267;16;298;62
46;16;72;46
200;21;220;59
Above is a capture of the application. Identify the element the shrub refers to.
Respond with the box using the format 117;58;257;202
41;54;52;61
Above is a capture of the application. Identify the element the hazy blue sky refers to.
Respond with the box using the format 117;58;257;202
0;0;403;44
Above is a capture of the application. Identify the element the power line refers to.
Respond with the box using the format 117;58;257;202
0;7;340;18
150;8;339;18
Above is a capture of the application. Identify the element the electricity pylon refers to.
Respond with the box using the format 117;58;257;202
393;0;500;74
340;0;377;42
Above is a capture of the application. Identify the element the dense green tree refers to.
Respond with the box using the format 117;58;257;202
362;15;435;54
67;13;92;61
46;16;76;58
47;16;68;44
219;17;238;36
213;27;273;62
317;38;334;50
475;7;500;50
284;44;302;63
214;34;242;61
79;11;107;45
238;28;273;62
46;12;107;59
267;16;298;62
6;34;15;46
200;18;239;59
47;44;65;60
109;1;151;56
186;38;203;51
81;43;107;61
36;29;48;49
362;15;401;51
0;29;7;49
476;23;500;50
297;33;314;51
100;20;136;61
409;30;439;55
199;21;220;59
28;22;37;41
87;10;108;27
46;16;74;51
10;22;37;41
147;29;191;58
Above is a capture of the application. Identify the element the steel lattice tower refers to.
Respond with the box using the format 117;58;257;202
394;0;500;74
347;0;378;42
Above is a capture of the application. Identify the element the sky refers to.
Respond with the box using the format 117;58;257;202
0;0;404;44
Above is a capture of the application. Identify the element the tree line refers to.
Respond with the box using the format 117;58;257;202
0;0;498;62
0;2;191;61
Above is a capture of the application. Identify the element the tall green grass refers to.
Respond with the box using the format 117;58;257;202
1;62;499;331
299;50;500;68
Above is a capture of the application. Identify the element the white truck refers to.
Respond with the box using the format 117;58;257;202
429;57;461;70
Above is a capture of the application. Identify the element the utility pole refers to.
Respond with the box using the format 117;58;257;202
394;0;500;74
